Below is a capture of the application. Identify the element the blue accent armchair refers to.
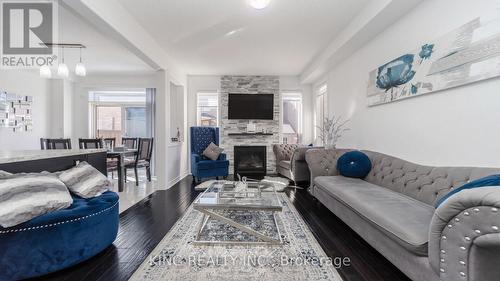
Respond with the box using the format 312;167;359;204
190;126;229;183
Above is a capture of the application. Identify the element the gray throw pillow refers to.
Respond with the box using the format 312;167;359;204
59;161;111;198
0;170;12;179
203;142;224;161
0;172;73;228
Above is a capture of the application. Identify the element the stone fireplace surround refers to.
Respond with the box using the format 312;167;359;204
220;75;280;175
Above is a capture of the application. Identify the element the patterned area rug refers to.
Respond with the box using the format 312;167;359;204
129;194;343;281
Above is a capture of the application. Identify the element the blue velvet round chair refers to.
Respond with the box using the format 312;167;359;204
0;191;119;281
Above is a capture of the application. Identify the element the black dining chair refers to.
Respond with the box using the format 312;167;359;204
79;138;104;149
122;137;138;149
40;138;72;150
103;138;116;149
125;138;153;186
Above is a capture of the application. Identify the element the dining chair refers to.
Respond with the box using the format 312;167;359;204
78;138;104;149
40;138;72;150
103;138;116;149
122;137;138;149
125;138;153;186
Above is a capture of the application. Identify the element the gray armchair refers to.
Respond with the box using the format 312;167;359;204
273;144;313;183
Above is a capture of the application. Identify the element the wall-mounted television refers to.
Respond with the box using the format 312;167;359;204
228;94;274;120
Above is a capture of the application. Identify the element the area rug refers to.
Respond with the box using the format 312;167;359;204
129;194;343;281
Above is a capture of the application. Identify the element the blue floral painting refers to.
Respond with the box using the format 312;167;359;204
368;16;500;106
376;54;416;92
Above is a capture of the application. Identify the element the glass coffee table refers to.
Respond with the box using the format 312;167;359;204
193;181;283;245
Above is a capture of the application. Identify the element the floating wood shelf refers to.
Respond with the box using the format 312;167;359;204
227;132;274;136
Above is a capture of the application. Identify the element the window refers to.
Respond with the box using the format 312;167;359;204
197;92;218;126
314;84;328;144
89;91;149;144
281;92;302;144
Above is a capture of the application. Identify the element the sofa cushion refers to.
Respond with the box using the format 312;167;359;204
337;151;372;178
279;160;291;170
197;159;229;170
315;176;434;256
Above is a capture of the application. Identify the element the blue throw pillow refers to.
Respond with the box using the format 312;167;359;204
434;174;500;208
337;151;372;178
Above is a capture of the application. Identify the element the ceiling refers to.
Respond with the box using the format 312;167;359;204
57;5;154;75
118;0;369;76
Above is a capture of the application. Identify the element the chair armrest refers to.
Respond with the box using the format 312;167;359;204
191;153;201;163
218;153;227;161
429;187;500;281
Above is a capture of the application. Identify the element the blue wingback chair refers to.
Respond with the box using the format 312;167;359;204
190;127;229;183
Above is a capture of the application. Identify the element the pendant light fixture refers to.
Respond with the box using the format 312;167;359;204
75;47;86;77
39;65;51;78
57;47;69;78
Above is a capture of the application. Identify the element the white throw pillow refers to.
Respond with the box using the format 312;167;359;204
59;161;111;198
0;172;73;228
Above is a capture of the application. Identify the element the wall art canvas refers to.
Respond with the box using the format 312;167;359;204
0;91;33;132
367;16;500;106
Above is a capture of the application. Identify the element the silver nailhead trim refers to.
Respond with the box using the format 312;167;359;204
475;229;481;234
440;268;445;273
464;211;470;216
455;218;460;222
492;208;498;212
441;250;446;254
448;224;453;228
442;235;447;240
460;246;466;251
474;208;480;212
459;261;466;265
0;201;118;234
460;272;466;277
493;226;499;231
465;236;471;241
440;258;445;263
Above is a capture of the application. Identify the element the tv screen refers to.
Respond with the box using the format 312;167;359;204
228;94;274;120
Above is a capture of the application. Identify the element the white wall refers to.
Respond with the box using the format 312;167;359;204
187;75;314;144
320;0;500;167
0;70;51;150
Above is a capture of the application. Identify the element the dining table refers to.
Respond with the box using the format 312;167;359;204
106;148;137;192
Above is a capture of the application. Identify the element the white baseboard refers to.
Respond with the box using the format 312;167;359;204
166;170;190;189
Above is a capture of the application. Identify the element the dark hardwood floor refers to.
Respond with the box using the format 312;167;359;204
35;176;410;281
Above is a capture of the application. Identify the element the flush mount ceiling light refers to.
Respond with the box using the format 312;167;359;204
249;0;270;9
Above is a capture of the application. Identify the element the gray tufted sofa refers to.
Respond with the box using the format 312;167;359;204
305;148;500;281
273;144;314;183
